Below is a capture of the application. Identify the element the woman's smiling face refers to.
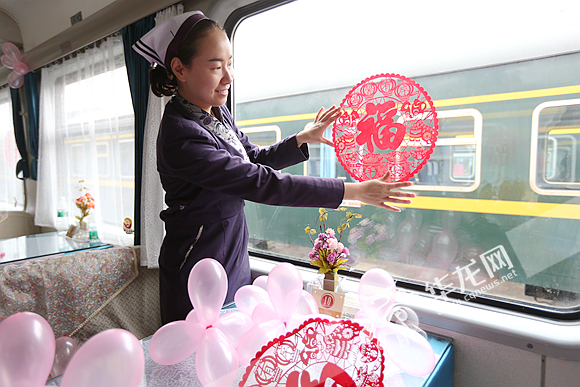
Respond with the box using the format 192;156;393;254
171;28;234;113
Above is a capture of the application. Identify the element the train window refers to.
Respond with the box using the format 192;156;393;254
240;125;281;148
119;138;134;178
411;109;482;192
96;142;110;178
0;87;24;210
231;0;580;317
530;99;580;196
38;35;134;244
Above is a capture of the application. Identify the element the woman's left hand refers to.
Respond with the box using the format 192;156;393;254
296;105;342;147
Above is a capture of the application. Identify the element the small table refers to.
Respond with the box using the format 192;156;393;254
0;232;111;265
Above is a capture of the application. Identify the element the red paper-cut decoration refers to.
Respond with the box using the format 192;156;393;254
333;74;438;182
240;318;385;387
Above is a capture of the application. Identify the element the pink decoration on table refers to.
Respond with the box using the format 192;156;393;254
1;42;29;89
252;275;268;290
333;73;438;182
354;268;436;377
235;263;321;367
148;258;250;387
61;329;144;387
50;336;78;378
148;259;435;386
0;311;55;387
239;317;385;387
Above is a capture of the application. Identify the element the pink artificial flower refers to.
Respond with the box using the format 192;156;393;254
326;228;335;235
327;238;338;251
342;247;350;256
327;252;337;264
366;234;375;244
337;242;344;253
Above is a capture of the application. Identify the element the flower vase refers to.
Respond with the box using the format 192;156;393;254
323;271;340;292
75;219;89;241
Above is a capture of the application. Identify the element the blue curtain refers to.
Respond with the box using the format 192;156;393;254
24;72;40;180
121;15;155;246
10;88;29;180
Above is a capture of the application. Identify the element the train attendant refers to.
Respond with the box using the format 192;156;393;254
133;11;415;324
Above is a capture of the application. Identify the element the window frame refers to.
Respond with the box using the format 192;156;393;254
224;0;580;324
406;108;483;193
530;98;580;196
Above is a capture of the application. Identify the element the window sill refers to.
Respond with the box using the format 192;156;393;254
249;255;580;362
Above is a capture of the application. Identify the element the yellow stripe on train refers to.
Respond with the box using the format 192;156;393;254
236;84;580;127
397;197;580;220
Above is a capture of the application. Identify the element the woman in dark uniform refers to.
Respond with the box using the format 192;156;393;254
134;11;415;324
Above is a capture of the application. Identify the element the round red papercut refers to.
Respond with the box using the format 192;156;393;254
333;74;438;182
240;318;385;387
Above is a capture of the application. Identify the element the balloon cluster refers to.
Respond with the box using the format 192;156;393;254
0;311;144;387
235;263;319;366
148;259;319;387
150;258;435;387
354;268;436;376
1;42;29;89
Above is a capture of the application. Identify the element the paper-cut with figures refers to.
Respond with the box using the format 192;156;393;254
240;318;384;387
333;73;438;182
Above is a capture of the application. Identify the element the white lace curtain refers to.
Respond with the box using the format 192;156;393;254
140;4;184;268
36;35;135;245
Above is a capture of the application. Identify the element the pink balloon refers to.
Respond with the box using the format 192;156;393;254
358;268;397;322
405;209;423;229
396;219;420;259
234;284;270;317
237;319;285;367
1;54;14;69
214;311;254;348
252;275;268;290
388;306;421;333
427;230;458;269
196;327;239;387
375;322;435;377
251;302;276;324
354;309;367;320
294;290;319;315
50;336;78;378
2;42;21;62
148;320;205;365
267;263;303;323
442;211;462;232
413;222;442;256
61;329;144;387
186;308;199;323
188;258;228;326
0;312;55;387
7;71;24;89
352;315;375;333
13;61;28;76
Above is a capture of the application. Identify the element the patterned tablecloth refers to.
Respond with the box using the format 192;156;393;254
0;246;139;338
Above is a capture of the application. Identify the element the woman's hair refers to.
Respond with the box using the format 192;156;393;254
149;19;224;97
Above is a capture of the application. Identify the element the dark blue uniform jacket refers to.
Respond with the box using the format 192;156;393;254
156;98;344;323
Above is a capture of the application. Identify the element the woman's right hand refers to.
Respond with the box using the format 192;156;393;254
343;172;416;211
